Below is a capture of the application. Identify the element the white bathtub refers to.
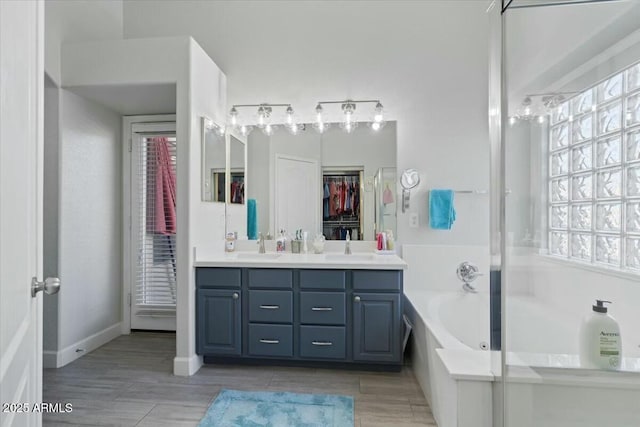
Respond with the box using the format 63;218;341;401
405;288;640;427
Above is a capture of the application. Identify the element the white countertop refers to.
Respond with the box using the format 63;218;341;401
193;247;407;270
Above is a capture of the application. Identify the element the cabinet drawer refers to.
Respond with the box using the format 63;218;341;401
299;270;346;290
249;290;292;323
248;269;293;289
248;324;293;357
300;326;346;360
196;268;241;289
300;292;346;325
353;270;402;291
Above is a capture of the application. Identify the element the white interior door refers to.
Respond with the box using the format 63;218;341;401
129;122;177;331
274;155;320;236
0;1;45;426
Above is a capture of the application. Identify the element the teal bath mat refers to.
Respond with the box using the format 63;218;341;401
198;389;354;427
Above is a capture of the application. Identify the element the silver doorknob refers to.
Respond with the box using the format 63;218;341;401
232;292;239;299
31;277;60;297
354;296;361;302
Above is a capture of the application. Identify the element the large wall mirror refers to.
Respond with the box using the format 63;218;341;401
201;117;226;203
245;122;397;240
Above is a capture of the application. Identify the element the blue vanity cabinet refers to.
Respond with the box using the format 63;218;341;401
196;266;403;369
352;270;403;362
197;288;242;355
247;269;294;358
196;268;242;355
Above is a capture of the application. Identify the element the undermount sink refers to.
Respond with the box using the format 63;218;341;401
235;252;282;260
324;253;375;262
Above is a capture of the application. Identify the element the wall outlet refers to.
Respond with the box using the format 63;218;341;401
409;212;419;228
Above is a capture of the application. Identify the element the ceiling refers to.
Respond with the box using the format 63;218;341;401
68;83;176;115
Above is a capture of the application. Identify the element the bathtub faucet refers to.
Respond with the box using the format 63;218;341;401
456;262;482;293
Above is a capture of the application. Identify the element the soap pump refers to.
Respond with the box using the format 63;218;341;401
579;299;621;370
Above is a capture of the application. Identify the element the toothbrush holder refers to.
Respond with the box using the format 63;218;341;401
291;240;302;254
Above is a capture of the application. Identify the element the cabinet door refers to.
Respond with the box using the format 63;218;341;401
197;289;241;355
353;293;401;363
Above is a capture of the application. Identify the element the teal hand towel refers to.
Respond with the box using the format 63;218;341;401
247;199;258;240
429;190;456;230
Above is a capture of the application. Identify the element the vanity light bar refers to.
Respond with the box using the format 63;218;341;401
228;103;298;136
227;99;387;135
315;99;386;134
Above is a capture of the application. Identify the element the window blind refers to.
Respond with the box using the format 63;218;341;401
135;136;177;311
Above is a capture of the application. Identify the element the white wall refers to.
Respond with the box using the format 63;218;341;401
186;39;227;374
52;89;122;366
45;0;123;86
62;36;227;375
122;0;492;247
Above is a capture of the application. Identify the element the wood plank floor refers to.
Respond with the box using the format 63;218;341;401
43;332;436;426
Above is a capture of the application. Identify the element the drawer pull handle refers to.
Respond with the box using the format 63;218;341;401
311;341;333;346
354;296;361;302
259;339;280;344
259;305;280;310
311;307;333;311
232;292;239;300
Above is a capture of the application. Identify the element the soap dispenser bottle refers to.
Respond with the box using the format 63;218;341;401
579;300;621;370
276;230;286;252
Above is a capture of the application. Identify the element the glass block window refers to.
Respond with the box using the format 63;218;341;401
548;61;640;271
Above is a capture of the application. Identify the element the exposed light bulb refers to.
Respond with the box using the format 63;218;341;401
509;116;516;126
374;102;384;123
230;107;238;126
315;104;323;123
257;106;268;128
524;106;531;116
345;110;353;124
286;106;294;125
537;115;545;124
371;122;381;131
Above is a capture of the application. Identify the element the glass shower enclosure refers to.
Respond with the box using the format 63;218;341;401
494;1;640;425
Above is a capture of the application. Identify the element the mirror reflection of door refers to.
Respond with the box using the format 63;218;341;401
275;154;320;236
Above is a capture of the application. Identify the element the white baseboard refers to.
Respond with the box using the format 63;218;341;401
173;354;203;376
44;323;122;368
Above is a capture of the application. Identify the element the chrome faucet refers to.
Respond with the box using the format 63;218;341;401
257;232;265;254
456;261;483;293
344;231;352;255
